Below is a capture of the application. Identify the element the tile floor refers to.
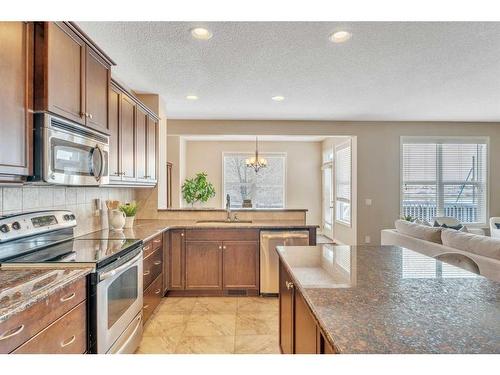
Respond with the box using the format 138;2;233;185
136;296;280;354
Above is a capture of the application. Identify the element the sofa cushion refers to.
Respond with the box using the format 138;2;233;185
394;219;443;244
441;229;500;261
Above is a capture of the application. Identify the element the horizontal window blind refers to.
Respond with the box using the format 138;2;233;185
401;137;488;224
335;141;351;225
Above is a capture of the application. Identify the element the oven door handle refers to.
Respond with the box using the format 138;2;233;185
99;252;142;281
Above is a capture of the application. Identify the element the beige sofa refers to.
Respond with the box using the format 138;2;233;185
381;220;500;282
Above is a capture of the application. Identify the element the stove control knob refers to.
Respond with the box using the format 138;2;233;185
70;214;76;220
0;224;10;233
63;214;71;221
11;222;21;230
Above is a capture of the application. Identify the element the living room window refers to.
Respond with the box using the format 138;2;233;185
335;140;352;226
401;137;488;225
322;150;334;232
223;153;286;209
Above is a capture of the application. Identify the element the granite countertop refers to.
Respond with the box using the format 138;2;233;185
0;267;92;322
276;244;500;354
78;219;318;242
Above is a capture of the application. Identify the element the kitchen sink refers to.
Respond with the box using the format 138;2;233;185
195;220;253;224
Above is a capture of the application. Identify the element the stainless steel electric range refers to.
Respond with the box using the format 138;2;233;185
0;210;144;354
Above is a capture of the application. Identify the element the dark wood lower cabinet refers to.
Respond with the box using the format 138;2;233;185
223;241;259;290
279;258;336;354
185;241;223;290
169;229;185;290
143;275;162;323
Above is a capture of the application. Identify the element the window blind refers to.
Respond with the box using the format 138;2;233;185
401;137;488;224
335;141;351;225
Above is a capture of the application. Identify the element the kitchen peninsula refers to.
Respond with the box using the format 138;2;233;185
276;244;500;354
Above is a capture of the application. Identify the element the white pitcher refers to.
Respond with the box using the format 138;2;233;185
109;209;126;231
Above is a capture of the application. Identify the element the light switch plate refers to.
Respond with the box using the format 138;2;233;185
365;198;372;206
365;235;371;243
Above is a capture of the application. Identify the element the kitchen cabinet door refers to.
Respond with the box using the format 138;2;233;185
169;230;185;290
108;84;121;180
294;289;317;354
120;94;136;181
146;116;157;182
223;241;259;290
279;261;294;354
0;22;33;177
163;231;170;294
45;22;86;125
85;47;109;132
135;106;148;182
185;241;223;290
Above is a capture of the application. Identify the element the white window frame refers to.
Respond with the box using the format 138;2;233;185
222;152;287;209
335;140;352;227
322;149;334;232
400;136;490;227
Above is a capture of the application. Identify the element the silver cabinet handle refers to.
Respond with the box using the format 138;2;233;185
60;292;76;302
153;260;162;265
0;325;24;341
143;270;150;276
89;113;93;119
155;289;161;295
153;239;161;244
143;304;149;310
100;252;142;281
60;335;76;348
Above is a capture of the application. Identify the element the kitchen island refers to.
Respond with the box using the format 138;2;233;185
276;244;500;354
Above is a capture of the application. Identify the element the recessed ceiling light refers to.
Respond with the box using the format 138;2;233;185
186;95;198;100
329;31;352;43
190;27;212;40
271;96;285;102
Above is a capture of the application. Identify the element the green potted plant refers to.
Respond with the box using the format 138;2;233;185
182;172;216;207
120;201;138;228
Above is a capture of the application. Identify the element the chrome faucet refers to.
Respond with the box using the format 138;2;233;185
226;194;231;221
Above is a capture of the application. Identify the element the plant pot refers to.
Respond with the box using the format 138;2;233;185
124;216;136;229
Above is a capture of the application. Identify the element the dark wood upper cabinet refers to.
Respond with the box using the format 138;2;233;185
223;241;259;290
85;47;110;132
135;106;148;182
120;94;136;181
108;84;121;180
0;22;33;178
146;116;157;182
34;22;114;132
185;241;223;290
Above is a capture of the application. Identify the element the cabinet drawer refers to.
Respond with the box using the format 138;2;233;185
143;234;163;258
143;247;162;290
0;276;86;354
151;234;163;250
143;274;162;323
13;301;87;354
185;229;259;241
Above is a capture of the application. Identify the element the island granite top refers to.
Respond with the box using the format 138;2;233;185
276;244;500;354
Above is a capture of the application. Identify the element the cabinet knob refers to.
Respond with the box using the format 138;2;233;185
223;246;226;249
285;281;294;290
180;232;184;237
218;246;222;250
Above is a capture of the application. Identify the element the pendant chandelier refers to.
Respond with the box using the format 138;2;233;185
246;137;267;173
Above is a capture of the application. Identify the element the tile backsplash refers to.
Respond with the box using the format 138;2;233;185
0;186;137;236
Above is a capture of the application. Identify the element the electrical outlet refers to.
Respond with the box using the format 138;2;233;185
364;235;371;244
365;198;372;206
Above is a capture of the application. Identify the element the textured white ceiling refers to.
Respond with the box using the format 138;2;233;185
78;22;500;121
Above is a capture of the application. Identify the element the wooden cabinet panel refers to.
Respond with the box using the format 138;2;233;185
135;106;147;181
319;331;336;354
46;22;85;125
108;84;121;179
169;230;185;290
143;274;163;323
185;241;223;290
0;277;86;354
163;231;170;294
0;22;33;177
143;247;163;291
120;95;136;180
223;241;259;290
146;116;157;181
279;261;294;354
85;47;109;131
185;229;259;242
13;301;87;354
294;289;317;354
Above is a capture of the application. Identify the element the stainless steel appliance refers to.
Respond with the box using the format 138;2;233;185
31;114;110;186
0;210;143;354
259;230;310;295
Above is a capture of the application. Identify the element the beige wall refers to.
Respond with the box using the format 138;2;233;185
168;119;500;245
181;140;322;225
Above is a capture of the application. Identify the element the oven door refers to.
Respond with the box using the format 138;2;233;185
43;115;109;186
96;251;143;354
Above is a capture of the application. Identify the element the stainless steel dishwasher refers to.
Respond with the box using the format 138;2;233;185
260;230;310;295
